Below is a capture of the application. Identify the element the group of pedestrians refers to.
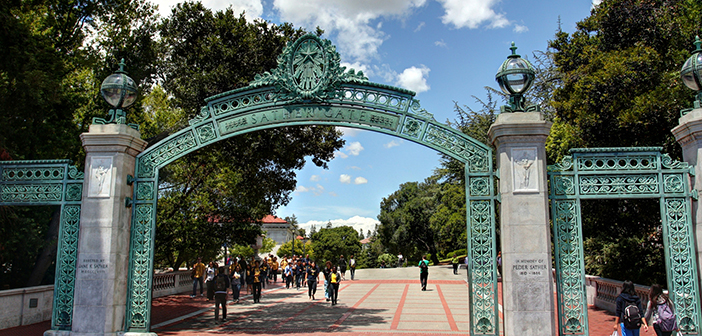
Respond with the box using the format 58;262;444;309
613;280;679;336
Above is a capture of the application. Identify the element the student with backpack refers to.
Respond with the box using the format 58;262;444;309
213;266;230;322
614;280;649;336
645;284;678;336
419;255;429;291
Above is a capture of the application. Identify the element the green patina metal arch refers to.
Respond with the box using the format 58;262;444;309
0;160;84;331
548;147;702;336
124;34;499;334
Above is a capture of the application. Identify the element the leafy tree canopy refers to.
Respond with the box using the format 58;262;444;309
311;226;361;265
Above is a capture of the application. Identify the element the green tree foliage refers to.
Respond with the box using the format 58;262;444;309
378;181;441;265
548;0;702;285
311;226;361;264
276;239;313;259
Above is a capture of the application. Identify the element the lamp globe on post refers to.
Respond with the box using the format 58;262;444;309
681;36;702;112
93;59;139;129
495;42;537;113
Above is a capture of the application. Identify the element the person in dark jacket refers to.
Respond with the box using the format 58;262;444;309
614;280;649;336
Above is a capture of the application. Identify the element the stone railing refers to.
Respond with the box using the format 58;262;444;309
587;276;653;313
152;270;192;298
0;285;54;330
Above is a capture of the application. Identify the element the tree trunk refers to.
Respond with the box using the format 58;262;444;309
27;206;61;286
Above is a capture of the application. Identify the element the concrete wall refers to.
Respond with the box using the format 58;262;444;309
0;285;54;329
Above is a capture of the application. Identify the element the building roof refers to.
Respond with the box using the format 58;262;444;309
260;215;287;224
360;237;371;244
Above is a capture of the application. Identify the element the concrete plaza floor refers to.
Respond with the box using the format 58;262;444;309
1;265;641;336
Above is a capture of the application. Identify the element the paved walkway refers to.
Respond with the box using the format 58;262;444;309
0;266;648;336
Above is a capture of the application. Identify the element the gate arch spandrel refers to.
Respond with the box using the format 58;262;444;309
124;34;499;334
548;147;702;336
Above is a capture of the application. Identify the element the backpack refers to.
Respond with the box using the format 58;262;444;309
420;260;428;272
215;274;227;291
622;301;642;329
657;300;678;332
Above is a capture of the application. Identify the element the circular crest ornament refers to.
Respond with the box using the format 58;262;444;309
289;35;329;99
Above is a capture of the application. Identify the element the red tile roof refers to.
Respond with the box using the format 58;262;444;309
260;215;287;224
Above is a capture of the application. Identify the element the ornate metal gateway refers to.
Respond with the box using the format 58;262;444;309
124;34;499;334
548;148;702;335
0;160;84;331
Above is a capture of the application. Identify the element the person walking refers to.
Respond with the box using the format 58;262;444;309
419;255;429;291
230;264;242;303
284;261;293;289
260;259;269;289
323;261;332;302
252;261;262;303
306;260;320;300
614;280;649;336
213;266;230;322
349;255;357;280
645;284;678;336
338;255;347;281
191;257;206;298
451;253;459;275
329;265;341;305
246;263;254;294
206;262;216;300
238;255;247;290
271;257;279;283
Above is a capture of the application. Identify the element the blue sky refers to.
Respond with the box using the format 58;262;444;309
152;0;597;235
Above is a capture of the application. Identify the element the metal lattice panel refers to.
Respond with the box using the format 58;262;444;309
548;148;702;336
0;160;84;331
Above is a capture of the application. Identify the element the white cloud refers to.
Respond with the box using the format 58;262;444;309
396;65;430;93
513;24;528;33
310;175;321;181
299;216;380;236
346;142;364;156
384;140;400;149
154;0;263;21
354;177;368;184
436;0;509;29
348;166;362;170
329;191;338;197
414;21;425;32
338;126;362;137
296;184;325;195
335;151;349;159
434;39;447;48
273;0;428;62
592;0;602;8
340;174;352;184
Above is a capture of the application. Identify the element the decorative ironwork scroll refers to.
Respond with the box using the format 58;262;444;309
0;160;84;331
548;148;702;336
125;33;497;334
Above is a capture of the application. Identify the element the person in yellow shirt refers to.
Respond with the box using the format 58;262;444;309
191;257;206;298
252;261;262;303
270;257;279;283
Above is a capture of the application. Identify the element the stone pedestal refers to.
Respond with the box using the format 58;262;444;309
49;124;146;336
671;107;702;289
488;112;555;336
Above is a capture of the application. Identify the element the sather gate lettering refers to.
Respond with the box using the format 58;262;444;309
124;34;500;334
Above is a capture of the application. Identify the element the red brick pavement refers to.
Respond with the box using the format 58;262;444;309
0;281;646;336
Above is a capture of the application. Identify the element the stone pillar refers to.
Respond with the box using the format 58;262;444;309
53;124;146;336
672;107;702;288
488;112;555;336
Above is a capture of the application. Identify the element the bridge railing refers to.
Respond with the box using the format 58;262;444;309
152;270;192;298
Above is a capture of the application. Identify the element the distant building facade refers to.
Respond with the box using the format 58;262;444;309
259;215;291;258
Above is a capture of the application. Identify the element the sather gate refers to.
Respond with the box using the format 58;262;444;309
123;34;499;334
